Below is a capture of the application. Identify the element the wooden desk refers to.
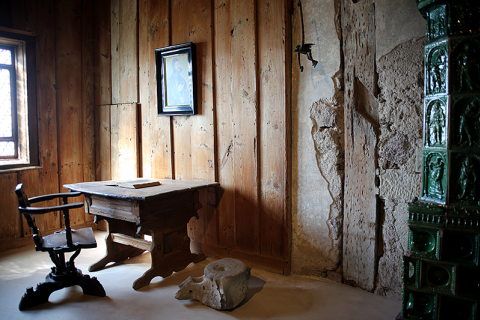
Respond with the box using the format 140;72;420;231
64;179;218;290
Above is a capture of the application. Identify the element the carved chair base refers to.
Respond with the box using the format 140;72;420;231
19;268;106;310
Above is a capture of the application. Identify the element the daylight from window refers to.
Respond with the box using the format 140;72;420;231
0;48;15;157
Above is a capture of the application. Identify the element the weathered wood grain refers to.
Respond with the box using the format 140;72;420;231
82;0;95;223
111;0;138;104
230;0;259;255
0;173;21;240
55;0;85;227
94;0;112;106
119;0;138;104
170;0;217;247
170;1;193;182
0;0;293;275
36;0;61;231
258;0;289;260
111;103;139;180
342;0;378;292
139;0;173;180
9;0;36;32
95;105;112;181
17;169;42;235
111;0;120;104
214;0;235;250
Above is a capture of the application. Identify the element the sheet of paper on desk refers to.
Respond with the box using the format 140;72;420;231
108;179;161;189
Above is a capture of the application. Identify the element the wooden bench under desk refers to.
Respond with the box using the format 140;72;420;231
63;179;219;290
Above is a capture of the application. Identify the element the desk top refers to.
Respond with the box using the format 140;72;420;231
64;179;218;201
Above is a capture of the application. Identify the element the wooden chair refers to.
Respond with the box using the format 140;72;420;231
15;183;106;310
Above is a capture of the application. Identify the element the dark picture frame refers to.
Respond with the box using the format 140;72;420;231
155;42;197;115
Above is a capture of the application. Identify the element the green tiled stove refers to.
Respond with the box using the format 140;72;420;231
397;1;480;319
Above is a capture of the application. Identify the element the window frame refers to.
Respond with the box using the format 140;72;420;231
0;27;38;170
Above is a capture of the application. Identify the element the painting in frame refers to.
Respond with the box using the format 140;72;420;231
155;42;196;115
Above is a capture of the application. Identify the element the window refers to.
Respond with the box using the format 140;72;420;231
0;28;37;169
1;45;17;158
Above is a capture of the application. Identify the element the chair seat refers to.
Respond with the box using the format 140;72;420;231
42;228;97;251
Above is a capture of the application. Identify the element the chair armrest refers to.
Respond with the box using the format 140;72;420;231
19;202;84;215
28;192;83;204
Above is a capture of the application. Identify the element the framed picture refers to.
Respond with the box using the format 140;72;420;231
155;42;197;115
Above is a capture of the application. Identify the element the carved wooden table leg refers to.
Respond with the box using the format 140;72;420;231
89;217;144;272
132;224;206;290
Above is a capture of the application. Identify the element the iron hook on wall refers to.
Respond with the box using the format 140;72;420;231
294;0;318;72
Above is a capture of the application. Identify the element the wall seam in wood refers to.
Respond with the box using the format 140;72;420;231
253;0;260;255
210;0;219;247
284;0;293;274
168;0;175;180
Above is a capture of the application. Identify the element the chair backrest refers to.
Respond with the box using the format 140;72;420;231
15;184;43;250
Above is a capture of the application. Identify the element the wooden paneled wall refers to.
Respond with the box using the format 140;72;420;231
0;0;96;250
98;0;292;273
0;0;292;274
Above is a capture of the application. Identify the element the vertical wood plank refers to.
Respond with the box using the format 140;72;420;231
258;0;288;260
111;0;120;104
231;0;259;254
111;104;119;178
36;0;61;231
0;173;21;240
111;103;139;180
170;0;217;246
10;0;36;32
189;0;217;246
94;0;112;106
17;169;41;236
139;0;173;180
119;0;138;103
215;0;235;249
95;105;112;181
171;1;193;182
342;0;378;291
82;0;95;223
55;0;85;226
111;0;138;104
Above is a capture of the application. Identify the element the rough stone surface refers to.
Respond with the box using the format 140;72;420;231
377;38;425;176
379;170;421;201
375;38;425;299
175;258;251;310
379;132;413;166
374;199;409;300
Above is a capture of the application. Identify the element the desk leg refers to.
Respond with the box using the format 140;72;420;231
132;226;206;290
89;217;144;272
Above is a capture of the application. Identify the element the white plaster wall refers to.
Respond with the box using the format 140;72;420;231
375;0;426;61
291;0;344;280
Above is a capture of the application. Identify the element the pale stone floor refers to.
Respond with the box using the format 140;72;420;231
0;231;400;320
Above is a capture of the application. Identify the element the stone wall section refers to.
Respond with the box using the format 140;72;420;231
292;0;425;298
375;33;425;301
